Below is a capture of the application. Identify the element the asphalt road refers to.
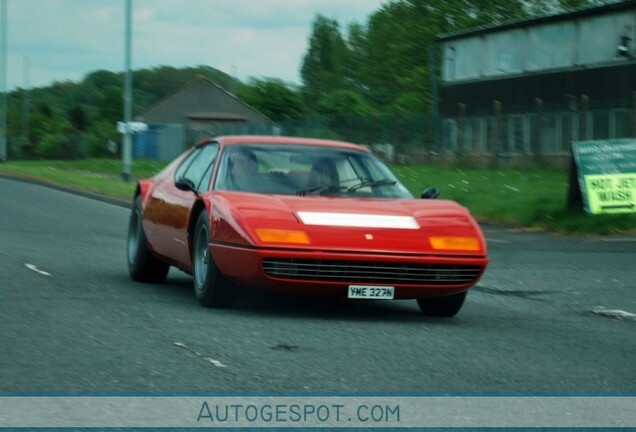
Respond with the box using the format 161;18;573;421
1;177;634;393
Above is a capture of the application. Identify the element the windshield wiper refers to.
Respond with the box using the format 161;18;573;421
347;179;397;191
296;184;347;196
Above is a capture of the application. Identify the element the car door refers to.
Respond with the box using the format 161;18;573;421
144;143;219;266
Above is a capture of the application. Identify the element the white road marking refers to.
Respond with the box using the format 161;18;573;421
591;307;636;321
25;264;51;276
174;342;228;368
597;238;636;243
202;357;227;368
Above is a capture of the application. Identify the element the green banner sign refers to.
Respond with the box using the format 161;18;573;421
573;139;636;214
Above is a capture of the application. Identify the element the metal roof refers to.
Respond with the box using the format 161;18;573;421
437;0;636;42
137;76;270;124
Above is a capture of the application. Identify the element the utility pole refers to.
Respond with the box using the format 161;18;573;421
428;45;440;156
0;0;8;162
22;55;29;142
122;0;133;181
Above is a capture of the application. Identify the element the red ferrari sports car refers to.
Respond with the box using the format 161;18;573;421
127;135;488;316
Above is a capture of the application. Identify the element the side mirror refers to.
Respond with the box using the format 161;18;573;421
175;178;196;193
421;187;440;199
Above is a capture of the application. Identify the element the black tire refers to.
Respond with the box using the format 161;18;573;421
192;211;237;308
417;291;467;317
127;195;169;283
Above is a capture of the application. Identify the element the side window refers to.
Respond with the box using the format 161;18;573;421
194;144;219;192
174;148;201;181
183;144;219;192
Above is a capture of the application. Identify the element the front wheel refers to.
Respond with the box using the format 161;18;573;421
192;211;237;308
127;195;169;283
417;291;467;317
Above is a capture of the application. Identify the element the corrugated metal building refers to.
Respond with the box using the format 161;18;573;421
436;1;636;166
438;0;636;114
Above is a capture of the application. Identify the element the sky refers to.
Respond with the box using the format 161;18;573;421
2;0;386;90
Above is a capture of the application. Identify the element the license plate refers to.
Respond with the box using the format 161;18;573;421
348;285;395;299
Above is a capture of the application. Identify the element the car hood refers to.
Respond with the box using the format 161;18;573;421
212;192;487;256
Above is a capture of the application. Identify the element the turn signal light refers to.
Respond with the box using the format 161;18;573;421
255;229;311;245
430;236;480;251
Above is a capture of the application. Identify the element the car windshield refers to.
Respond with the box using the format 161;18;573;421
214;143;413;199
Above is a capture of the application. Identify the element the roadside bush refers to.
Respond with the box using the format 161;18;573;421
8;137;28;159
86;120;119;157
34;134;67;159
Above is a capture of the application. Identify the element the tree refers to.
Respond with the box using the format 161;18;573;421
298;0;599;117
342;22;369;95
86;120;119;157
68;105;88;131
37;101;53;118
98;90;123;124
301;15;348;110
237;78;305;121
84;70;121;90
316;90;372;118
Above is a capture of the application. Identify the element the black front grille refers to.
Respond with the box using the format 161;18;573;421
262;258;483;285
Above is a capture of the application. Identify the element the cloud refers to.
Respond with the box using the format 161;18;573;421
2;0;385;90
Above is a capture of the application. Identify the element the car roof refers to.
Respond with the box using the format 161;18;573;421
198;135;370;153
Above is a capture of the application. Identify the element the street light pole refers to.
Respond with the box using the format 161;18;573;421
22;55;29;142
0;0;8;162
122;0;133;181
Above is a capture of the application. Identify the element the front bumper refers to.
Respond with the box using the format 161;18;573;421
211;243;488;299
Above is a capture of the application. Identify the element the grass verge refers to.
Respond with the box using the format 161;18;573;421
392;165;636;234
1;158;635;235
0;158;164;200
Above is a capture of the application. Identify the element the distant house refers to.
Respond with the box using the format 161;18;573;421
134;76;273;160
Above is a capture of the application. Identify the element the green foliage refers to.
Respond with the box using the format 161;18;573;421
37;101;53;117
4;64;242;160
2;0;599;162
9;137;30;159
68;105;88;131
301;15;349;109
134;65;236;102
238;78;305;121
299;0;597;116
317;90;372;117
86;120;119;158
34;134;68;159
98;90;123;124
84;70;121;90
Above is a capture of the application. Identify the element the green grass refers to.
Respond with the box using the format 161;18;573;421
1;158;635;234
0;158;166;178
0;158;167;200
392;165;636;234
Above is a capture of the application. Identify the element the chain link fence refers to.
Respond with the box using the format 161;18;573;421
208;100;636;168
441;103;636;168
4;99;635;167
